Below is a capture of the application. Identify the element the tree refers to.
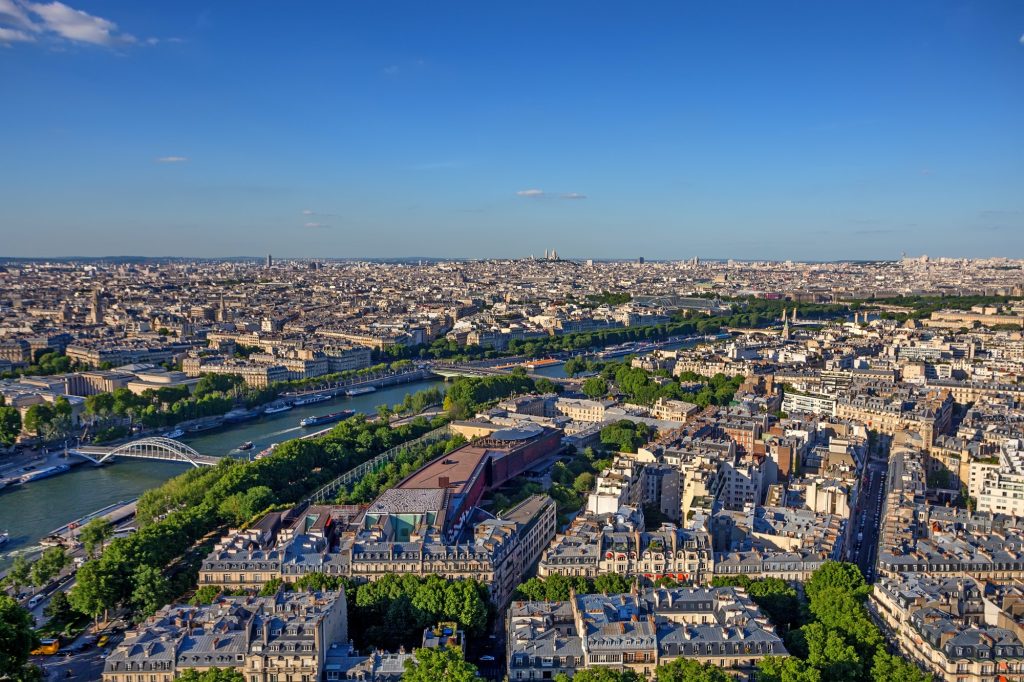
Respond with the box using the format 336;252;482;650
30;547;68;587
592;573;632;595
68;560;120;622
189;585;223;606
802;621;861;682
79;518;113;559
292;572;346;592
804;561;869;603
757;656;823;682
176;669;246;682
131;565;170;618
22;403;53;438
259;577;284;597
871;651;932;682
5;556;31;595
0;596;38;680
43;591;74;623
556;671;642;682
563;358;586;377
0;406;21;446
573;472;595;494
655;658;731;682
402;647;483;682
582;376;608;399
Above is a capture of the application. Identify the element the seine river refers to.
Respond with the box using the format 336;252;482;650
0;378;445;568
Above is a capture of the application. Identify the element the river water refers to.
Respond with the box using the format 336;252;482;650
0;379;445;568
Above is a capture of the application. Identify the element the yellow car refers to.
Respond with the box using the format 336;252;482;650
97;635;109;648
31;638;60;656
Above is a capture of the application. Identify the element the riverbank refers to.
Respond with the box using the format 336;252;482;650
0;377;447;570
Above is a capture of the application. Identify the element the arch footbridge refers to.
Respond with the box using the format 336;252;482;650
69;437;220;467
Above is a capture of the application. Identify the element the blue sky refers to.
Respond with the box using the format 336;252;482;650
1;1;1022;260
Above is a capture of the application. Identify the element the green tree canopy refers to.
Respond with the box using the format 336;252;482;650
79;518;113;559
582;376;608;399
804;561;870;603
176;669;246;682
401;646;483;682
0;406;21;446
30;547;69;587
655;658;732;682
0;596;39;680
4;556;31;594
556;670;642;682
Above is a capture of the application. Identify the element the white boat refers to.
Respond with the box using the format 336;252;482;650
345;386;377;397
263;404;293;415
165;428;185;439
19;464;70;484
0;530;8;547
292;393;332;406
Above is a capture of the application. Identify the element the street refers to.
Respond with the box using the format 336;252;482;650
851;435;890;582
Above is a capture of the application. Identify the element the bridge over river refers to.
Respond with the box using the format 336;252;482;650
69;437;220;468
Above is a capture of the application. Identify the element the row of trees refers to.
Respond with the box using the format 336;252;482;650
553;660;735;682
0;348;77;380
513;573;635;601
442;373;538;418
335;434;467;504
78;360;420;433
2;547;71;595
568;357;745;409
195;571;492;652
755;562;931;682
69;413;445;621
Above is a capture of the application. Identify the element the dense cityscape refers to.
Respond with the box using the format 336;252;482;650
3;0;1022;680
0;256;1022;682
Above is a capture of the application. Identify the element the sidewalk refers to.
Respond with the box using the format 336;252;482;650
0;449;78;481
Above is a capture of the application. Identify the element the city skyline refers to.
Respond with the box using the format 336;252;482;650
1;1;1023;259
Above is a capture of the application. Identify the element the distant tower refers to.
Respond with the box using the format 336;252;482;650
218;294;230;322
780;308;788;323
543;249;549;260
791;308;798;323
89;289;104;325
266;254;273;268
782;316;791;340
638;256;644;265
551;249;558;261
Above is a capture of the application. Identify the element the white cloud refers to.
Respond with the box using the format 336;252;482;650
0;0;37;31
0;0;146;47
24;1;135;45
516;189;545;197
382;64;400;76
0;25;33;42
304;222;330;229
156;156;188;163
560;192;587;200
302;209;315;215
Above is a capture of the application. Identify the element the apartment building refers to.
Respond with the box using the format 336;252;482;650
508;587;786;681
102;590;348;682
